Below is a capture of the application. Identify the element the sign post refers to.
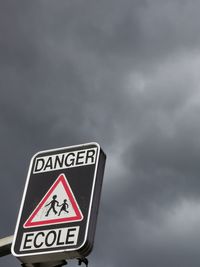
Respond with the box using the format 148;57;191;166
12;143;106;265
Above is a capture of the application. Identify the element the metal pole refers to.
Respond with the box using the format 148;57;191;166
0;235;13;257
0;235;67;267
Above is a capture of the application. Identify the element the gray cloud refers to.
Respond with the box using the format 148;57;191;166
1;0;200;267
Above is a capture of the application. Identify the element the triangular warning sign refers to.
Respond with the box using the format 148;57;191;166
24;173;83;228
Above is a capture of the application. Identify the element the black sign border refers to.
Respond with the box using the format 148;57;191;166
11;142;101;259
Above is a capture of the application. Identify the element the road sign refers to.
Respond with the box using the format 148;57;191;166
11;143;106;264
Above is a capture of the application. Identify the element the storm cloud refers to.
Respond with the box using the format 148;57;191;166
1;0;200;266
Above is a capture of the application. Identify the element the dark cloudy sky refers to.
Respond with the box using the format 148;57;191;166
1;0;200;266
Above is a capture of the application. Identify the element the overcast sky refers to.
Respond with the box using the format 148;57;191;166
1;0;200;266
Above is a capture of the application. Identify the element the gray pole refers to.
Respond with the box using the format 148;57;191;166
0;235;67;267
0;235;13;257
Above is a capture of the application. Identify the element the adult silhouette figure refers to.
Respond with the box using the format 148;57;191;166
45;195;59;216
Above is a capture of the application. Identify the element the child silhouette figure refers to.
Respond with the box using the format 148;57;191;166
45;195;59;216
58;199;69;216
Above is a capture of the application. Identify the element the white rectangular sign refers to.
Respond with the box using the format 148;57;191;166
20;226;79;251
33;148;97;173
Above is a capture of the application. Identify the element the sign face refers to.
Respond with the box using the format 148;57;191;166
12;143;106;264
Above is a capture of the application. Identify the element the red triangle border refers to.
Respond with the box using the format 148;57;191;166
24;173;83;228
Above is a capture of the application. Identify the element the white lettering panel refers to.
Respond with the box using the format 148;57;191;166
20;226;79;251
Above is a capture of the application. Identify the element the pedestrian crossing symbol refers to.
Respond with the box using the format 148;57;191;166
24;173;83;228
